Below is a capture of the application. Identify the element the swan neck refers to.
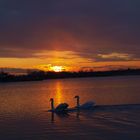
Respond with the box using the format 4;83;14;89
51;99;54;110
77;97;80;108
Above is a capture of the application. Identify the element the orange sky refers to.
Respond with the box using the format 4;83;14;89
0;50;140;72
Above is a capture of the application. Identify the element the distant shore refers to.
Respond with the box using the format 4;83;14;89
0;69;140;83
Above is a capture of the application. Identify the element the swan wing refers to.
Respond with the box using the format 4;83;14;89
81;101;95;109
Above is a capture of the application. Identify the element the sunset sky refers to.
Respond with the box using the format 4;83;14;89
0;0;140;72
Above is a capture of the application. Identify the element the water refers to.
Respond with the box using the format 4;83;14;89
0;76;140;140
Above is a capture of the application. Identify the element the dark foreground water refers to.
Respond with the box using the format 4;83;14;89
0;76;140;140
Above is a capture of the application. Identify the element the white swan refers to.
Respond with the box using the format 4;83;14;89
49;98;69;113
74;95;95;109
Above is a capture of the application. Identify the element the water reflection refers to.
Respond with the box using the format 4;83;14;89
76;110;80;120
0;77;140;140
37;81;65;111
50;112;70;123
0;76;140;115
51;112;54;123
55;81;63;105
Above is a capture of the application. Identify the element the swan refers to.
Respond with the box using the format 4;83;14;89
74;95;95;110
49;98;69;113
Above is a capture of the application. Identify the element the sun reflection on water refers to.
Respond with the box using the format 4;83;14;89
55;81;63;105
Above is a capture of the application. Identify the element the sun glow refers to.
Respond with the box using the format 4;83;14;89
51;66;63;72
37;64;70;72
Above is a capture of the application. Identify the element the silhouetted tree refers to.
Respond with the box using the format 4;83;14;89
0;69;140;83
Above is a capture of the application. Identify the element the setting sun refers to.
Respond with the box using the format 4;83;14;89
51;66;63;72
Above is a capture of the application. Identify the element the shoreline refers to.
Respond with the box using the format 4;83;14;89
0;69;140;83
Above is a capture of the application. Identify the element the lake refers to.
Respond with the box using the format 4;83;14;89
0;76;140;140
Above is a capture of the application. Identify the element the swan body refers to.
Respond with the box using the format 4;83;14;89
80;101;95;109
49;98;69;113
55;103;69;112
74;96;95;109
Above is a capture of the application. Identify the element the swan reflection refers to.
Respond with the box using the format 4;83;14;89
50;112;70;123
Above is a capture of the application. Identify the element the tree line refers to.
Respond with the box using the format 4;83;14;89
0;69;140;83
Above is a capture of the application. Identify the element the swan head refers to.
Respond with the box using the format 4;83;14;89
50;98;54;102
74;95;79;99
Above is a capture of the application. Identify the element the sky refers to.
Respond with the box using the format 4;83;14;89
0;0;140;72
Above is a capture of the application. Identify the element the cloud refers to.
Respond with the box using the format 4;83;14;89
0;0;140;65
97;53;133;61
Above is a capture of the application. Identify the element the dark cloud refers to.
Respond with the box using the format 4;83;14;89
0;0;140;61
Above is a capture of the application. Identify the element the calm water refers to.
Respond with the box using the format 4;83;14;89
0;76;140;140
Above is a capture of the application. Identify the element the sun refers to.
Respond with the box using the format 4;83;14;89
37;64;68;72
51;66;63;72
